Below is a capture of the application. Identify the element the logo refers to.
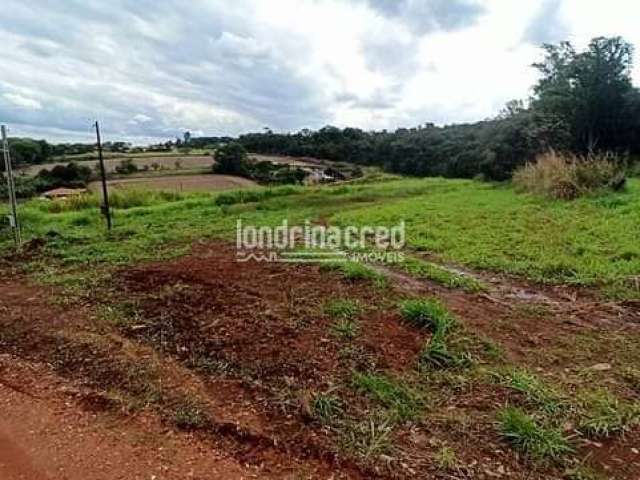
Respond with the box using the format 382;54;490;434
236;219;405;263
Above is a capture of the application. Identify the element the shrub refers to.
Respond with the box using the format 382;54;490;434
114;158;139;175
513;151;625;200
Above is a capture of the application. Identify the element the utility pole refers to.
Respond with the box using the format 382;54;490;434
1;125;21;247
94;121;112;231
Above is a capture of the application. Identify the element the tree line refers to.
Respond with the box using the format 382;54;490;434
239;37;640;180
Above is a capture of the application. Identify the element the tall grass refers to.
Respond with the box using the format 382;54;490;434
513;151;625;200
37;190;189;213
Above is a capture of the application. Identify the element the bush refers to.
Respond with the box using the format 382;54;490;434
513;151;625;200
114;158;139;175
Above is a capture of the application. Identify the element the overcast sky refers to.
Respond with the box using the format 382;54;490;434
1;0;639;144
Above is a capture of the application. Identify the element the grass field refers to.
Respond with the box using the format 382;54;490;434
4;175;639;299
87;174;256;193
2;174;640;479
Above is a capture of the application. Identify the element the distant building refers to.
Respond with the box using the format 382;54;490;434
41;188;86;200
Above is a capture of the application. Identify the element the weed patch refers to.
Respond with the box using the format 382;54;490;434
324;298;360;319
578;389;640;438
497;406;572;460
351;372;422;422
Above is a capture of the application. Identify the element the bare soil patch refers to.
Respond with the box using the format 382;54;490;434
1;242;640;478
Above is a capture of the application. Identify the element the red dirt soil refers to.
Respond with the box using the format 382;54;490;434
2;241;640;479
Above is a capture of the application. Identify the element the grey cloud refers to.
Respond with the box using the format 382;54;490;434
0;0;331;141
363;35;419;77
522;0;569;46
365;0;486;35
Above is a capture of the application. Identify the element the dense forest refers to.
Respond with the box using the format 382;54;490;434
239;37;640;180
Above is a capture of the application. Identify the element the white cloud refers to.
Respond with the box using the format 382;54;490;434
3;92;42;110
0;0;639;142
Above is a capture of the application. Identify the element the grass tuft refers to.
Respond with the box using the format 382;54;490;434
497;406;572;460
312;392;344;425
331;319;360;340
173;402;208;430
496;368;567;415
320;261;387;287
352;372;423;422
324;298;360;319
399;298;455;333
578;389;640;438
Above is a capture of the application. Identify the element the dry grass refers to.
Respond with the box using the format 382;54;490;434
513;151;625;200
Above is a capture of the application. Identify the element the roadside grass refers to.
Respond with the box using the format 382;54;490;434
4;177;640;299
497;406;573;461
351;372;423;422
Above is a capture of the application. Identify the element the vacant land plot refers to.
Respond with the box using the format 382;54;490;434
88;174;256;193
1;176;640;478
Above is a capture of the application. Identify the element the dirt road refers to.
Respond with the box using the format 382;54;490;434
0;355;256;480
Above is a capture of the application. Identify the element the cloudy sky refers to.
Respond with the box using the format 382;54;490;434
1;0;639;144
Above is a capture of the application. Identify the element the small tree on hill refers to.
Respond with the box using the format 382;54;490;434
213;142;250;176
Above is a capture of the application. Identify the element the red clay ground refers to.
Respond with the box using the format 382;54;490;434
1;241;640;479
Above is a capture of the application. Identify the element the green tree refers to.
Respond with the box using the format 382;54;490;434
213;142;250;176
532;36;635;152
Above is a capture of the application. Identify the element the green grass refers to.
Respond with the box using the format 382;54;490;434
312;392;344;424
399;298;455;333
3;176;640;299
496;368;568;415
497;406;573;460
324;298;361;319
578;389;640;438
351;372;423;422
320;261;387;287
399;256;486;292
331;319;360;340
420;336;471;369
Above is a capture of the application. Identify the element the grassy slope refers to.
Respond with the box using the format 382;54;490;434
2;176;639;297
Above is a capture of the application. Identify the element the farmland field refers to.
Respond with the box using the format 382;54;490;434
87;174;256;193
2;175;640;479
18;154;214;175
18;153;324;176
